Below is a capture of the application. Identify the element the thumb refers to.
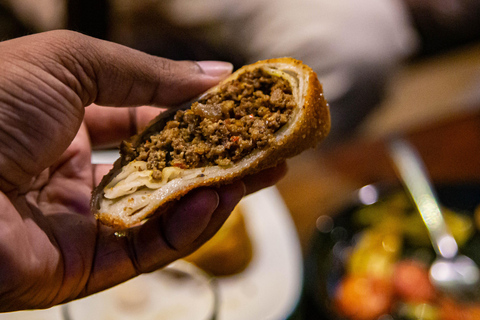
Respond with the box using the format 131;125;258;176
0;30;232;190
29;30;233;107
84;43;234;107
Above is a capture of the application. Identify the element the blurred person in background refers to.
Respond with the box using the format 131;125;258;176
1;0;479;142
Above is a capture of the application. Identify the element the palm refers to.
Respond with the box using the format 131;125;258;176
2;123;98;309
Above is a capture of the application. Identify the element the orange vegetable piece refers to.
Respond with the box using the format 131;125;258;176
334;275;393;320
393;259;436;303
439;297;480;320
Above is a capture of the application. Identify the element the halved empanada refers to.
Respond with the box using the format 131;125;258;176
92;58;330;229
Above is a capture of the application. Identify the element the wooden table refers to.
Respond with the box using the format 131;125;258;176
276;108;480;254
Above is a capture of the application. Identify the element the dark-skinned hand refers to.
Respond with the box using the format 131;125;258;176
0;30;287;312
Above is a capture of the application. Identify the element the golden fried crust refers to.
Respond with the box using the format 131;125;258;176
92;57;330;229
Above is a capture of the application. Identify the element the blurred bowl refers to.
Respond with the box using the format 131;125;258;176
303;182;480;320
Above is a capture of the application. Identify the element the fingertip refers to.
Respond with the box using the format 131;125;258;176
243;162;288;195
275;161;289;179
186;180;245;249
162;188;219;250
215;180;246;209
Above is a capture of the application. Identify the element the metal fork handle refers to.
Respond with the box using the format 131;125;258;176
388;138;458;259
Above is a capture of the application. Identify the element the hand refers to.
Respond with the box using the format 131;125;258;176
0;30;287;311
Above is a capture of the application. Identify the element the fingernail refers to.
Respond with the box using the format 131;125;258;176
196;61;233;77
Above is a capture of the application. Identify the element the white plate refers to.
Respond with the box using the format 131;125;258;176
215;186;303;320
0;306;64;320
1;187;302;320
91;149;120;164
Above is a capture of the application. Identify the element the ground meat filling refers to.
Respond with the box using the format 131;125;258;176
122;68;296;180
